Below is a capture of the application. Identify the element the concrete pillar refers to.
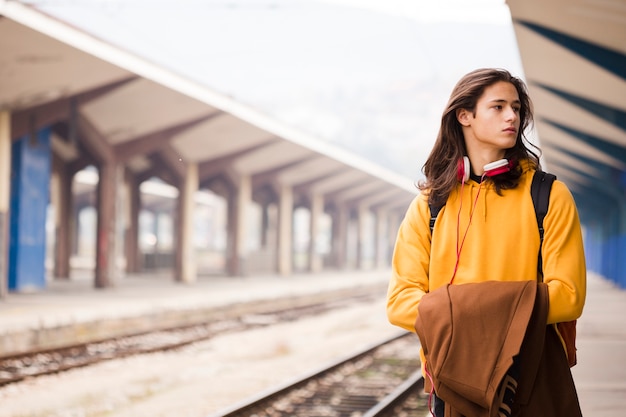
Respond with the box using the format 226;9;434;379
235;174;251;276
308;193;324;273
374;207;389;270
277;184;293;276
50;159;72;279
125;174;141;273
356;205;368;269
260;203;270;249
225;189;237;276
224;174;251;277
387;210;401;264
177;163;198;283
95;160;123;288
0;111;10;298
331;205;348;269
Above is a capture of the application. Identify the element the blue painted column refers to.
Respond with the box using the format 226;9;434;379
8;128;51;291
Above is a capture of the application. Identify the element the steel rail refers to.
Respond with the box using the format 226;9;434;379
210;331;423;417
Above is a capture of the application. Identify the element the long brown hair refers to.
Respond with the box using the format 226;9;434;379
420;68;540;207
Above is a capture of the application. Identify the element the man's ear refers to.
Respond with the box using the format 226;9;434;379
456;108;471;126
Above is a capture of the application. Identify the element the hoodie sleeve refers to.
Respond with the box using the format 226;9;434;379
387;193;432;332
542;180;586;324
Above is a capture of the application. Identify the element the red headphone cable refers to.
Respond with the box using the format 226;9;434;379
450;174;485;284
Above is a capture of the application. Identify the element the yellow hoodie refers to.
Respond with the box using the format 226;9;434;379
387;161;586;332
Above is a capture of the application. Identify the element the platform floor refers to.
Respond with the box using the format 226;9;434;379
570;272;626;416
0;269;624;416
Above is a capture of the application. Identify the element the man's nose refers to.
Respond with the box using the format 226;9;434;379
505;107;518;121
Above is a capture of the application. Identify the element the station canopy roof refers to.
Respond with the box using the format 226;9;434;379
0;1;418;213
507;0;626;214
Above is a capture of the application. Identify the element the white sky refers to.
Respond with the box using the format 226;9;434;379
318;0;512;24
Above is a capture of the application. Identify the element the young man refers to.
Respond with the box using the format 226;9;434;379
386;68;586;416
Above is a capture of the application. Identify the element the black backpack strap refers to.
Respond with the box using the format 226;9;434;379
429;203;444;234
530;170;556;277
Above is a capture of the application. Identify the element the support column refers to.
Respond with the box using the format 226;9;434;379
308;193;323;273
260;203;270;249
374;207;389;270
95;160;123;288
235;174;252;276
51;156;72;279
125;174;141;273
8;127;52;291
277;184;293;276
356;205;368;270
0;111;10;298
152;210;162;264
331;205;348;270
387;210;401;264
225;188;237;276
177;163;198;283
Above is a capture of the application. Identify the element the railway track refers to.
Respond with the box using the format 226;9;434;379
0;291;380;387
211;332;429;417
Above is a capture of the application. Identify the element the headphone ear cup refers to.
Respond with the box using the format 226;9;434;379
457;156;470;183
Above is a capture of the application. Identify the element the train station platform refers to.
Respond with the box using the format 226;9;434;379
0;269;624;416
571;272;626;416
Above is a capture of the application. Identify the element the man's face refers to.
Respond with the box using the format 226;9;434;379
460;81;521;156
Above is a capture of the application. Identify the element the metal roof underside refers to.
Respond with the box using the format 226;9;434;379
507;0;626;221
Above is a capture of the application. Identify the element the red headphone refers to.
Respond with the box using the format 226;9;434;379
457;156;511;182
